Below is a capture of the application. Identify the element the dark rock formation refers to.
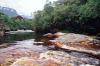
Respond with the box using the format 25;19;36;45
12;16;24;20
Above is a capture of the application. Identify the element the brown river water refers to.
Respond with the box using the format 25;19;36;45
0;32;100;66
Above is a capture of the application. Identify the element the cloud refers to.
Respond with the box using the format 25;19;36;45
0;0;57;16
17;0;46;15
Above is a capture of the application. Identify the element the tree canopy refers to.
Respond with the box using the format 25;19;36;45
0;12;34;31
33;0;100;34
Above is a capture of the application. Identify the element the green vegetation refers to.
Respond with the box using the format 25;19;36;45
0;12;34;31
33;0;100;35
0;0;100;35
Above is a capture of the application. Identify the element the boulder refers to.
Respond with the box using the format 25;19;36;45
43;33;54;38
54;33;100;49
39;32;65;46
54;32;65;38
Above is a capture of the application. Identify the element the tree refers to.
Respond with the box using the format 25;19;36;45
33;0;100;34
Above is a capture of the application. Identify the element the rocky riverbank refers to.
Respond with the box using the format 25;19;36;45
38;33;100;55
0;33;100;66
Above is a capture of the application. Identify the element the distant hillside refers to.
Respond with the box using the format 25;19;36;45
0;6;18;17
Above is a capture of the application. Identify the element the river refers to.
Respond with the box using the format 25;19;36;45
0;31;100;66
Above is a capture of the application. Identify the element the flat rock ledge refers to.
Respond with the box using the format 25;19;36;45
10;51;100;66
39;33;100;56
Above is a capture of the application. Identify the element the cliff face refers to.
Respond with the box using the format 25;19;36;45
0;6;18;17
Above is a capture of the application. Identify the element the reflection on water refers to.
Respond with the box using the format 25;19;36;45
0;32;37;43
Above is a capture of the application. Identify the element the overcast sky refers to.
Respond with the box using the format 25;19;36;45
0;0;57;16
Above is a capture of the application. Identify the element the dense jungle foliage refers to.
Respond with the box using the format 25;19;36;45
0;12;34;31
0;0;100;35
33;0;100;35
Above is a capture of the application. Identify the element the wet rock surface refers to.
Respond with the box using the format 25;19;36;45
0;33;100;66
39;51;100;66
55;33;100;49
10;57;60;66
9;50;100;66
40;33;100;55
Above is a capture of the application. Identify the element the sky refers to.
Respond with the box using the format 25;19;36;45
0;0;57;17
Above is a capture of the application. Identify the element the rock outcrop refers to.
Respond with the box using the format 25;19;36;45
39;32;100;55
55;33;100;49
